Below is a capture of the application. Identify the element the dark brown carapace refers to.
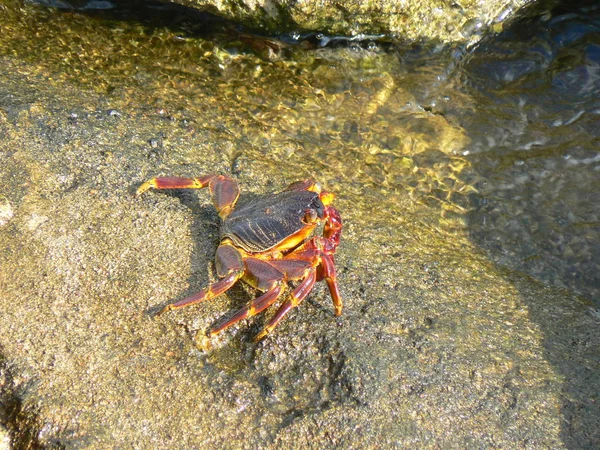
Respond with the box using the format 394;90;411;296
136;175;342;340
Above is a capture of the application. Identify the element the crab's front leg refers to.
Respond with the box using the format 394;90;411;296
318;250;342;316
284;238;343;316
136;174;240;219
323;205;342;251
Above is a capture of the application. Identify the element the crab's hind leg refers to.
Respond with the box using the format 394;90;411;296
254;269;317;341
136;175;217;196
157;243;244;315
285;179;319;192
208;283;285;336
208;258;288;335
136;174;239;219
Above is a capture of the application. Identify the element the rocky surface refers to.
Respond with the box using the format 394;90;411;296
0;1;599;448
181;0;528;44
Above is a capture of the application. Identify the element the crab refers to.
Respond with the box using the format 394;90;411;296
136;174;342;340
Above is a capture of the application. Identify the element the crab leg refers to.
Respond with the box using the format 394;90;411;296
285;179;320;192
208;256;291;334
323;205;342;251
254;270;317;341
319;253;342;316
208;282;285;335
136;175;217;194
282;240;343;316
136;174;240;219
157;243;244;315
157;271;242;315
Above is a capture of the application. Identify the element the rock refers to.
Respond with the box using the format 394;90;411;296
0;1;598;448
176;0;526;43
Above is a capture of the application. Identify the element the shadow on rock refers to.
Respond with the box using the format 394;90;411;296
459;0;600;446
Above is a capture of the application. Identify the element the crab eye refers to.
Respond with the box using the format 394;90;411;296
303;209;319;224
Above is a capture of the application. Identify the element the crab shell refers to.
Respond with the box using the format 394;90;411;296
221;189;326;254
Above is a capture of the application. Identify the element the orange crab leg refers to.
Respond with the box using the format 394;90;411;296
208;257;292;335
157;243;245;315
285;179;321;192
136;175;240;219
136;175;216;193
319;253;342;316
157;271;242;315
284;241;343;316
208;283;285;335
254;270;317;341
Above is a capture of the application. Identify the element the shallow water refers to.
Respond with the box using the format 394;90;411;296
456;1;600;303
4;0;599;304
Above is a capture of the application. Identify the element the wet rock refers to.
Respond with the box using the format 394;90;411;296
176;0;527;44
37;0;527;45
0;2;598;448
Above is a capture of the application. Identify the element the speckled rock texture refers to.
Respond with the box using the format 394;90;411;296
180;0;527;43
0;0;598;448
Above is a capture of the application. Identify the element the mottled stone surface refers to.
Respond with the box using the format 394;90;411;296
0;1;598;448
181;0;527;43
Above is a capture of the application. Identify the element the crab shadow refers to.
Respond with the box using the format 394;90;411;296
144;189;273;339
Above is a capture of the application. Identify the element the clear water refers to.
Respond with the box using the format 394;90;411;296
456;1;600;302
5;0;599;306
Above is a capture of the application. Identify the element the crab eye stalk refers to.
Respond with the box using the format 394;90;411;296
303;209;319;224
